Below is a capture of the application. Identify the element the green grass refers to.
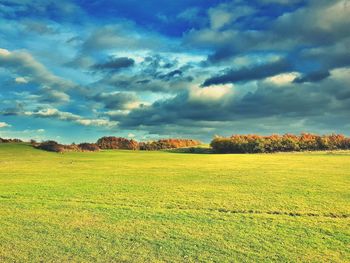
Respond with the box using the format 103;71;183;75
0;143;349;262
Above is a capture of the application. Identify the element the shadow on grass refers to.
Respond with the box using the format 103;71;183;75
165;147;213;154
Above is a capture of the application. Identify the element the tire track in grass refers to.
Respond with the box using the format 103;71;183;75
1;195;349;219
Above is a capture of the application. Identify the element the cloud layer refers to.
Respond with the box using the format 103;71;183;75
0;0;349;142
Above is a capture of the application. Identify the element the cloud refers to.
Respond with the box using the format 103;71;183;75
177;7;201;22
37;87;70;104
0;103;25;116
293;70;330;83
300;38;350;70
114;67;350;137
15;77;29;84
92;57;135;72
273;1;350;45
157;69;183;81
95;53;196;93
7;108;117;128
82;24;171;53
189;84;233;102
203;58;292;86
0;122;11;128
127;133;135;138
0;128;47;142
259;0;303;4
208;2;255;30
23;20;57;35
185;0;350;64
264;72;299;85
0;0;83;22
93;92;139;110
28;108;114;127
0;48;75;90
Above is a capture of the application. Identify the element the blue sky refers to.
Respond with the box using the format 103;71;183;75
0;0;349;143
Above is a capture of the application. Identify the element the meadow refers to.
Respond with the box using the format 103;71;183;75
0;143;349;262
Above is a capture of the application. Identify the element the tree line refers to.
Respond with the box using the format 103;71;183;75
210;133;350;153
32;137;201;153
2;134;350;154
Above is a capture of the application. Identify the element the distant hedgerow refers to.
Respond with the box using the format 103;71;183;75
32;137;201;153
210;133;350;153
0;137;23;143
139;139;201;150
35;141;100;153
96;137;201;151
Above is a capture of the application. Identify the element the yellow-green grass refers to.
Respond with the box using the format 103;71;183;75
0;143;349;262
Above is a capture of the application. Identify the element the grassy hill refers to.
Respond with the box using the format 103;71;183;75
0;143;349;262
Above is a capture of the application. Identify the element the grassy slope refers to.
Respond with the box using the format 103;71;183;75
0;143;349;262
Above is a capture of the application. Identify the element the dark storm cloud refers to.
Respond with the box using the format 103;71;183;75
100;74;191;93
158;70;183;81
95;54;194;93
300;39;350;70
92;57;135;72
93;92;138;110
202;59;292;86
116;69;350;133
0;103;24;116
293;70;330;83
140;55;179;76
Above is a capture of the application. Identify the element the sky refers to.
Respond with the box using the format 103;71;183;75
0;0;349;143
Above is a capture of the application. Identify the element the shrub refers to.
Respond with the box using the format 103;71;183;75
211;135;266;153
96;137;139;150
280;134;300;152
36;141;66;153
35;141;100;153
264;134;283;152
299;133;320;151
78;143;100;152
0;137;23;143
210;137;234;153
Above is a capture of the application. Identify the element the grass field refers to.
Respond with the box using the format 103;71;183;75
0;143;349;262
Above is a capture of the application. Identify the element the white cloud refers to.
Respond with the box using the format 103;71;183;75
265;72;300;85
0;122;11;128
24;108;117;128
15;77;29;84
329;67;350;81
127;133;135;138
76;119;114;127
189;84;233;101
0;48;10;56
